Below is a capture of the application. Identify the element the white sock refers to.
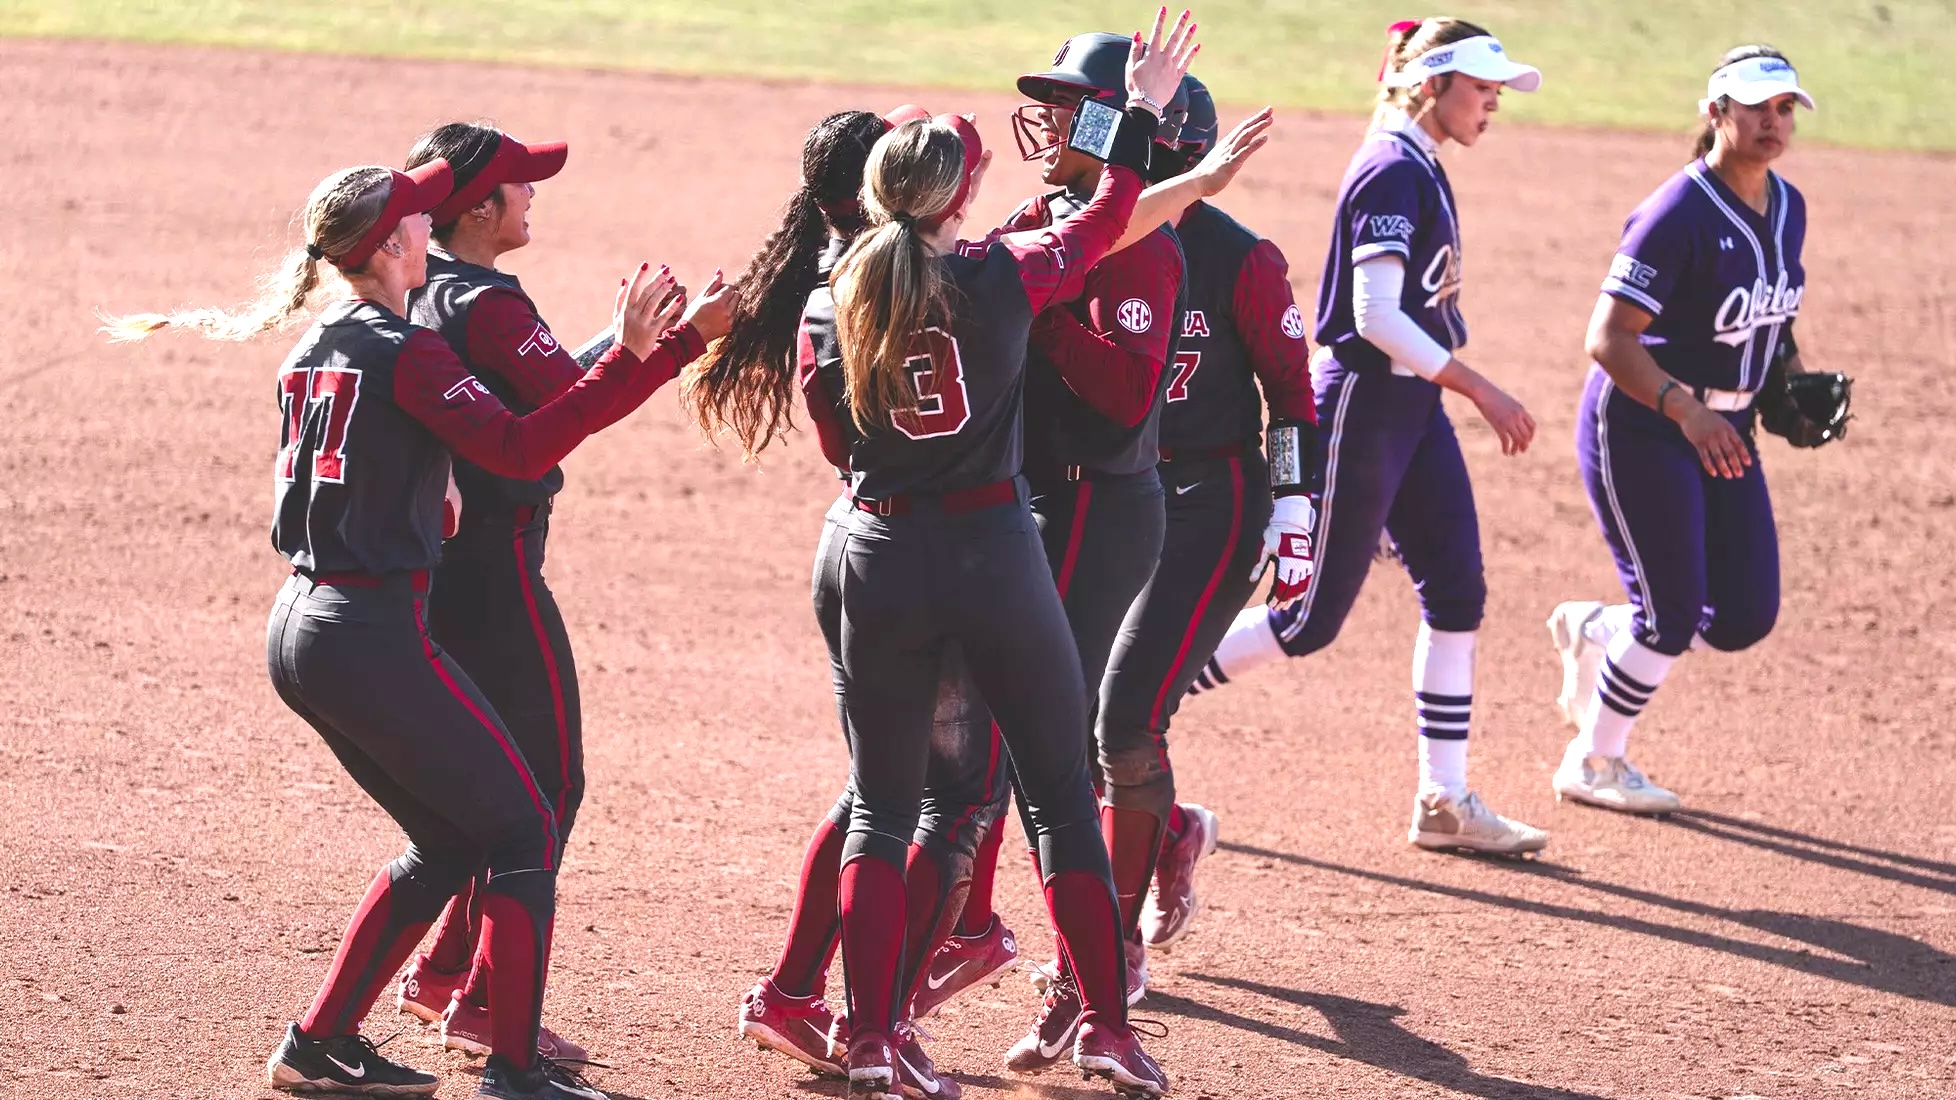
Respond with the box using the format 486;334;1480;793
1210;605;1286;679
1413;624;1474;798
1576;629;1678;758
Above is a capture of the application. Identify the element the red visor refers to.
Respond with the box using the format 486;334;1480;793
428;134;569;225
923;113;985;230
334;159;454;270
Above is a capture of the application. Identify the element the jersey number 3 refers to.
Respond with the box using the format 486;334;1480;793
1165;350;1202;403
277;367;362;483
891;327;972;440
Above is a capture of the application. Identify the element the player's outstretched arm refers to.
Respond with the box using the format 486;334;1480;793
1115;107;1275;254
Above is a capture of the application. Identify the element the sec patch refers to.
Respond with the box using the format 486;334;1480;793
1280;303;1307;340
1116;298;1153;334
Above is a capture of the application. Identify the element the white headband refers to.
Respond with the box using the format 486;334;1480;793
1384;35;1542;93
1702;55;1815;112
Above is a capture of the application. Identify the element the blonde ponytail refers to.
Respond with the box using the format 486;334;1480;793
102;166;393;343
830;120;966;433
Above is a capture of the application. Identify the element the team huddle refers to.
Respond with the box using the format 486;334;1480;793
104;6;1852;1100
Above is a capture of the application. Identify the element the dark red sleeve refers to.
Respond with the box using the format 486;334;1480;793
1024;221;1174;427
393;328;677;480
1002;167;1142;314
463;288;586;408
797;321;851;470
1234;239;1318;425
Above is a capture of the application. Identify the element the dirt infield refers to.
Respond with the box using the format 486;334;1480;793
2;37;1952;1100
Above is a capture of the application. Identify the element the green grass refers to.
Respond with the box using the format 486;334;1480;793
3;0;1950;150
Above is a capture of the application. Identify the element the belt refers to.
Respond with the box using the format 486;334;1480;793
1696;387;1756;412
1159;442;1250;462
854;478;1017;517
294;568;431;593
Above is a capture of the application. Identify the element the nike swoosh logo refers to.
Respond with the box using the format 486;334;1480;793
1037;1032;1073;1060
926;960;968;990
1175;483;1200;495
898;1051;941;1094
324;1054;366;1079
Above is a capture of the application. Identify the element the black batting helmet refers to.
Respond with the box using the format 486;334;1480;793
1013;32;1190;160
1147;73;1218;181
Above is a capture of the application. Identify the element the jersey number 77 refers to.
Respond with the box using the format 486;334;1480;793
891;327;972;440
277;366;363;484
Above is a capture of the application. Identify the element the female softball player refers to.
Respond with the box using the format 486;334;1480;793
697;106;1013;1100
1181;17;1548;855
804;18;1194;1095
391;124;733;1060
1110;72;1320;952
107;161;703;1100
1544;46;1814;814
932;29;1191;1054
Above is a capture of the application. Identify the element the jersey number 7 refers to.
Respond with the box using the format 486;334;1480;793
891;327;972;440
277;366;362;484
1165;350;1202;403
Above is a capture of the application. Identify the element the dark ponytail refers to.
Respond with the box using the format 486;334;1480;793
684;110;888;458
1694;44;1790;160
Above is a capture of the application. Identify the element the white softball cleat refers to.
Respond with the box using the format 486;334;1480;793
1547;600;1607;727
1408;788;1548;855
1553;748;1682;815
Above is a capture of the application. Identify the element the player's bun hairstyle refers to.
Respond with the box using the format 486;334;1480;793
1372;16;1492;130
407;122;506;236
831;119;966;433
684;110;889;459
1693;45;1791;159
101;167;397;343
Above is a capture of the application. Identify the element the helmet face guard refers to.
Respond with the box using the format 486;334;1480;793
1011;90;1092;161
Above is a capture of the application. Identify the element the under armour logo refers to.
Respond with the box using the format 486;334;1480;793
1720;237;1735;251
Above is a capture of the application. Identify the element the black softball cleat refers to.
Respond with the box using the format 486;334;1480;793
477;1054;609;1100
265;1021;438;1096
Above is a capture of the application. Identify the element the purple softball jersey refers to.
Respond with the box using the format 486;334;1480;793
1599;159;1806;393
1313;118;1466;372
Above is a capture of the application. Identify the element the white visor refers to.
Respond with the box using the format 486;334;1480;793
1384;35;1542;93
1704;55;1815;110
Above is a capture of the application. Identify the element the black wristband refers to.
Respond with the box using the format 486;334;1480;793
1268;419;1322;497
1107;106;1158;176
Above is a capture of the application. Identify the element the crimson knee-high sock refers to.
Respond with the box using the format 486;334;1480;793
838;856;907;1035
300;865;446;1037
772;818;847;997
896;846;971;1012
479;870;556;1071
424;873;480;974
1102;806;1165;938
1043;870;1126;1031
957;817;1007;937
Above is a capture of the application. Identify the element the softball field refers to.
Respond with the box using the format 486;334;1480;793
1;34;1953;1100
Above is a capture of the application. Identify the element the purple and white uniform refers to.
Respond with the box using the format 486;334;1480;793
1579;159;1806;661
1265;117;1486;753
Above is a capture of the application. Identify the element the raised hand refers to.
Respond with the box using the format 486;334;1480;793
1126;7;1200;114
615;262;682;359
1191;107;1275;197
681;269;738;343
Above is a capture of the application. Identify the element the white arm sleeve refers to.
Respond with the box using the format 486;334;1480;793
1352;255;1452;380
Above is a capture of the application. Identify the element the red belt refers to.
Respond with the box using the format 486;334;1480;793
295;568;431;593
854;478;1017;517
1159;442;1250;462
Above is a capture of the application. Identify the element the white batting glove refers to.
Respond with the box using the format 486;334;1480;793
1253;494;1318;608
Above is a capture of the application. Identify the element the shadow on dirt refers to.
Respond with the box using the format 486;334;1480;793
789;1073;1106;1099
1148;981;1610;1100
1219;841;1956;1008
1663;810;1956;893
